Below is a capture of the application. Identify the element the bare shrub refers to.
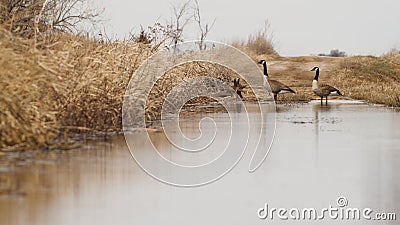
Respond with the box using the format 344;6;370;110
131;0;215;51
193;0;215;50
168;0;192;47
0;0;102;38
131;22;181;51
232;20;277;56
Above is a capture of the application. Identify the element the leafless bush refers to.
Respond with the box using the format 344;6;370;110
193;0;215;50
131;21;182;51
232;20;276;56
0;0;102;38
131;0;215;51
168;0;192;47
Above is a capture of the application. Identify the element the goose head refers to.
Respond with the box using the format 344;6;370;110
311;66;320;82
258;60;266;65
258;60;269;77
311;66;319;71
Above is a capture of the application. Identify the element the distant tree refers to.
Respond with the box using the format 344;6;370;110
329;49;346;57
169;0;192;47
318;49;346;57
193;0;215;50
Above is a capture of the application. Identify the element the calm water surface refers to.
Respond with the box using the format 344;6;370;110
0;101;399;225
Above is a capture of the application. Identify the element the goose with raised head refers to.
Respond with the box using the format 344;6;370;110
310;66;342;105
258;60;295;101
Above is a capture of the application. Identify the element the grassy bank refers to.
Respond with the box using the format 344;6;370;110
0;28;151;151
1;27;400;151
0;28;245;150
333;52;400;106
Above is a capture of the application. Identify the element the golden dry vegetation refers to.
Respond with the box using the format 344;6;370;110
145;61;253;126
333;52;400;106
1;24;400;151
0;28;151;151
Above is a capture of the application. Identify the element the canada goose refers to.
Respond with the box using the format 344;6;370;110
232;78;246;98
258;60;295;101
310;66;342;105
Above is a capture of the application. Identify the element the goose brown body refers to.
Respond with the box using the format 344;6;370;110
269;79;296;95
313;83;342;97
258;60;295;101
311;67;342;104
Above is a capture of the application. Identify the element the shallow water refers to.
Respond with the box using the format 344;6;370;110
1;101;399;225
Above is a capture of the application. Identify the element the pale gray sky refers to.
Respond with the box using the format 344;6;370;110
98;0;400;56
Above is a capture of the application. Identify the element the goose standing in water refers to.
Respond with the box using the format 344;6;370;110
310;66;342;105
258;60;295;101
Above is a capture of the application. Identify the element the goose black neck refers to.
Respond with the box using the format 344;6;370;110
262;63;269;77
313;68;320;81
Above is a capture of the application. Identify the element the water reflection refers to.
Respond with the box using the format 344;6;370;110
0;136;135;225
1;101;399;225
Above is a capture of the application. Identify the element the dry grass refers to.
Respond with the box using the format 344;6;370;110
145;61;255;126
332;52;400;106
232;35;276;57
1;22;399;151
0;27;151;151
232;22;278;58
0;27;254;151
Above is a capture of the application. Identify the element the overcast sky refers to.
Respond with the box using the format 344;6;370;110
97;0;400;56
